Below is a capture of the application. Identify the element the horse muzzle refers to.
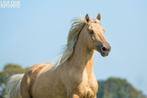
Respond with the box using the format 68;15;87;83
96;43;111;57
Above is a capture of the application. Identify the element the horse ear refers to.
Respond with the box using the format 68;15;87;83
96;13;101;20
85;14;90;22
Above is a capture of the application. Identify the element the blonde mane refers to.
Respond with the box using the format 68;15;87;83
59;18;86;65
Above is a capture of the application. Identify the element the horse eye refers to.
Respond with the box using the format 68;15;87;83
89;30;94;35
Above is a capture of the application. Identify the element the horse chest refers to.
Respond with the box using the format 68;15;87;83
78;82;97;95
73;77;98;98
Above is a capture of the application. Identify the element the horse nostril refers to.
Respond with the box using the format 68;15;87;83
102;47;107;52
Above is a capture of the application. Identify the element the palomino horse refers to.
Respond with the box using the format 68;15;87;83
5;14;111;98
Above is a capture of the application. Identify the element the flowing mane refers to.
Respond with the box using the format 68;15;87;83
59;18;86;65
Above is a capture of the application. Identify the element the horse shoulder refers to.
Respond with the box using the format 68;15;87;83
21;64;53;98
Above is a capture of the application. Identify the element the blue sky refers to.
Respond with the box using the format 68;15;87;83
0;0;147;95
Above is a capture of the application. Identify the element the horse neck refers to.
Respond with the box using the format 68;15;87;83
67;29;94;77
